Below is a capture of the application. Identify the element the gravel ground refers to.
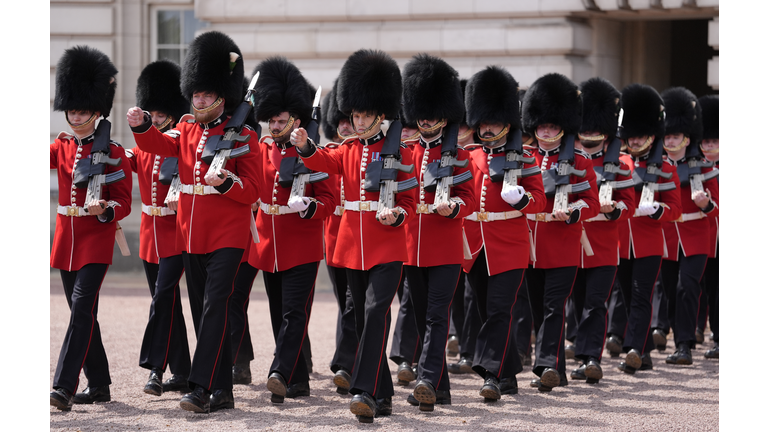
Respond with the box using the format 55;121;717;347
50;271;719;431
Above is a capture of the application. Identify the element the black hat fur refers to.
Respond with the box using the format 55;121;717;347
698;94;718;140
620;83;665;139
402;53;464;125
661;86;702;144
522;73;582;135
465;66;520;130
54;45;118;118
181;31;244;114
336;49;402;119
320;79;345;140
579;77;621;138
136;59;189;123
251;56;313;128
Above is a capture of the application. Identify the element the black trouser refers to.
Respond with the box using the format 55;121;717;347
139;257;191;376
617;255;662;354
573;266;617;362
652;277;670;333
346;262;402;399
565;297;578;343
467;249;524;379
406;264;462;391
526;266;578;378
703;254;719;342
513;276;535;357
389;271;422;366
230;261;259;365
54;264;111;394
329;265;359;374
182;248;243;391
659;253;708;347
449;275;464;341
607;279;628;338
457;271;482;359
263;262;318;386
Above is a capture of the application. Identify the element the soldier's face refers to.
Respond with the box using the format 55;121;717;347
66;110;94;126
337;118;355;137
269;111;299;143
701;138;719;162
536;123;561;139
478;122;505;139
663;133;686;150
150;111;170;128
418;119;442;139
351;111;379;135
192;91;218;109
401;126;419;140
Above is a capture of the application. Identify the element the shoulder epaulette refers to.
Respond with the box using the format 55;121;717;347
56;131;74;141
179;113;195;124
324;142;340;149
244;124;254;131
110;140;122;148
575;148;590;159
400;142;408;149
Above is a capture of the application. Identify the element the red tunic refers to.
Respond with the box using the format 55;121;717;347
462;147;546;275
50;131;133;271
132;115;260;254
661;162;719;260
529;147;600;269
299;134;417;271
321;140;354;268
580;152;635;268
404;140;476;267
125;146;182;263
624;156;683;259
248;136;336;273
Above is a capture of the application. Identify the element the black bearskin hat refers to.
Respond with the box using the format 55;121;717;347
465;66;520;130
661;87;703;144
136;59;189;123
54;45;118;118
523;73;582;135
251;56;314;128
402;53;464;125
459;79;469;126
620;83;665;139
579;77;621;138
336;49;402;119
321;79;346;140
698;95;719;140
181;31;244;114
400;107;417;129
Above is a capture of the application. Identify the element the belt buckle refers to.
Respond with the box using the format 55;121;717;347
336;206;344;216
67;206;78;217
194;185;204;195
269;205;280;215
150;207;162;216
359;202;370;212
418;203;429;214
476;212;488;222
535;213;546;222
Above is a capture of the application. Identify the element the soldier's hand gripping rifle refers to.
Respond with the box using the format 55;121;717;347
595;137;633;204
680;140;718;200
487;128;539;193
422;122;472;210
282;87;329;203
72;119;126;211
540;134;590;214
363;118;418;220
633;136;676;214
201;72;260;179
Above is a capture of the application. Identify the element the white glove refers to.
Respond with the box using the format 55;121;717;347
501;186;526;205
636;201;660;217
288;196;310;212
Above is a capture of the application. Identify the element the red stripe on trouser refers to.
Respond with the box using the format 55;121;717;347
497;273;523;378
162;272;185;369
555;271;578;371
288;265;318;383
372;267;402;396
76;267;109;391
207;280;235;389
234;272;257;364
640;262;663;353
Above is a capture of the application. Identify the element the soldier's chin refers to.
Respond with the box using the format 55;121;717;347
581;140;602;149
193;108;220;124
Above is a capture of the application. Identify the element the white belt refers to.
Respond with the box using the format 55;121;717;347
180;184;221;195
416;203;435;214
57;205;90;217
334;205;345;216
585;214;609;222
259;202;299;216
142;203;175;217
527;213;557;222
677;211;706;222
466;210;523;222
344;200;379;212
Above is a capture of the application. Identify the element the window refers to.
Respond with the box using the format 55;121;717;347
152;8;209;64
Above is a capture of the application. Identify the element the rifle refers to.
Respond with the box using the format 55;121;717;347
363;118;418;220
540;134;590;214
159;157;181;207
201;72;259;179
633;137;676;212
282;87;329;202
487;128;539;192
678;140;718;200
422;122;472;210
595;137;633;204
